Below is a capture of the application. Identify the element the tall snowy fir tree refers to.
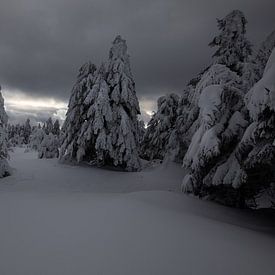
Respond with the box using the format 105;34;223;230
0;86;11;177
60;62;97;161
105;35;141;171
141;93;179;161
167;10;265;208
167;10;253;164
60;36;141;171
178;12;275;209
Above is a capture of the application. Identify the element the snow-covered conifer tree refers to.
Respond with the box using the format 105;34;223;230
74;36;141;171
0;87;11;177
29;127;45;151
76;64;113;165
105;35;141;171
181;81;247;196
53;119;60;136
38;133;59;159
209;10;252;73
60;62;97;161
23;118;32;144
169;64;242;161
182;48;275;208
45;117;53;134
230;48;275;207
141;93;179;160
168;11;252;163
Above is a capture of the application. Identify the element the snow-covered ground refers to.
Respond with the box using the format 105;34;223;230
0;148;275;275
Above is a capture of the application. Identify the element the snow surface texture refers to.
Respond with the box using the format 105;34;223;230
0;148;275;275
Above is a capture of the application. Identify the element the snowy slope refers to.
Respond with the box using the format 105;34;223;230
0;148;274;275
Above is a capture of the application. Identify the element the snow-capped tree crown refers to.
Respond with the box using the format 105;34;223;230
209;10;252;71
107;35;140;116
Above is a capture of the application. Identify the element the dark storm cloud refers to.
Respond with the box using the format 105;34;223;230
0;0;275;104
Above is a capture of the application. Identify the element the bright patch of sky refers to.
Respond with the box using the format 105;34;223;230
2;90;156;125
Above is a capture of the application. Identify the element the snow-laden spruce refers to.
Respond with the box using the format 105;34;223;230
182;48;275;208
141;93;179;160
76;64;113;165
181;80;247;196
211;48;275;208
105;35;141;171
169;64;243;162
209;10;252;72
38;133;59;159
60;36;141;171
168;10;253;163
0;87;11;177
237;48;275;207
60;62;97;161
29;127;45;151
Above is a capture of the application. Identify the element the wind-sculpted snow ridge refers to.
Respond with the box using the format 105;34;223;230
60;36;141;171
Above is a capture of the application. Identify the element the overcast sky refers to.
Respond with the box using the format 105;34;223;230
0;0;274;124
